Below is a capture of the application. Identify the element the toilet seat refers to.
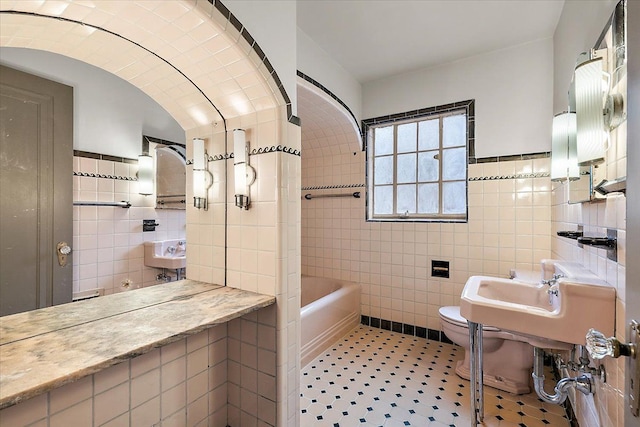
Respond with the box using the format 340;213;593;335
439;306;499;331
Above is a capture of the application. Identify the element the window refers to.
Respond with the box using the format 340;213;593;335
363;100;474;222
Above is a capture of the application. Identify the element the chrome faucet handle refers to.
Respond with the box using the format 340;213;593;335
542;273;565;287
585;328;635;359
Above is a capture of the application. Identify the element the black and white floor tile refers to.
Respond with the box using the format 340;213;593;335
301;326;570;427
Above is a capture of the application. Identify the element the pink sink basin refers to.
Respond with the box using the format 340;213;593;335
460;275;615;347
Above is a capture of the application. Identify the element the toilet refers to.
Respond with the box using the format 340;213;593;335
439;305;534;394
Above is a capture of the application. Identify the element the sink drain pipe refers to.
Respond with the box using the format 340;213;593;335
532;347;593;404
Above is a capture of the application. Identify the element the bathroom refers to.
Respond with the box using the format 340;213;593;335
0;1;638;427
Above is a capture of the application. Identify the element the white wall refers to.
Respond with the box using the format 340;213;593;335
0;48;185;159
225;0;297;115
363;38;554;158
297;29;363;123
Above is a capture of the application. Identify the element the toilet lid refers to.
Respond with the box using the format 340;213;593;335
439;306;499;331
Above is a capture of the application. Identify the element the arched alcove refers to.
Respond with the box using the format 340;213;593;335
0;1;286;128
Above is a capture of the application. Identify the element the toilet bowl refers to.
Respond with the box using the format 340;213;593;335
439;306;533;394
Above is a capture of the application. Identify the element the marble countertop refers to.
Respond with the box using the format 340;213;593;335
0;280;275;409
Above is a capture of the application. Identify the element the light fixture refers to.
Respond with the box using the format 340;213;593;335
137;154;154;196
192;138;213;210
551;112;578;182
233;129;256;210
575;57;607;166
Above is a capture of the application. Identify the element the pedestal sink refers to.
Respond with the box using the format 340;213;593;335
143;240;186;270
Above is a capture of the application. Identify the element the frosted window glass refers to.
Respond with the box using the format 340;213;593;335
443;114;466;147
397;123;417;153
397;184;416;214
375;126;394;155
443;181;466;214
418;151;439;182
418;119;439;151
375;156;393;184
442;147;466;180
374;186;393;214
418;183;439;214
397;153;416;183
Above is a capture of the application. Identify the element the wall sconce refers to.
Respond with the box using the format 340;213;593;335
575;57;607;166
192;138;212;210
233;129;256;210
551;112;579;182
137;154;154;196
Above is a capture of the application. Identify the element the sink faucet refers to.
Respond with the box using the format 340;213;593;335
542;273;564;287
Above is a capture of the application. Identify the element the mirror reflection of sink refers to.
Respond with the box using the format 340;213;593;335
144;240;186;270
460;265;615;348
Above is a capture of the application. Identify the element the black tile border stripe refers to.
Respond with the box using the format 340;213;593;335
297;70;361;136
473;151;550;164
302;184;365;191
468;172;550;181
360;315;453;345
73;171;137;181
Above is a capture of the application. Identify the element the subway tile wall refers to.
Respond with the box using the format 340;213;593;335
0;327;227;427
302;151;552;331
551;110;627;427
73;156;187;297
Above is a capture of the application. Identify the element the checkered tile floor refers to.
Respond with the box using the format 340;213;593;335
301;326;570;427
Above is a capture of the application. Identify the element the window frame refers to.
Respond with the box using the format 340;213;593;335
363;100;475;223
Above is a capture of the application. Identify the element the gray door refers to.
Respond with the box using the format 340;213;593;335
0;64;73;316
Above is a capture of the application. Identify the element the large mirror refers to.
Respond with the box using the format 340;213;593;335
0;42;190;315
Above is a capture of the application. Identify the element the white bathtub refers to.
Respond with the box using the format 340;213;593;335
300;276;361;367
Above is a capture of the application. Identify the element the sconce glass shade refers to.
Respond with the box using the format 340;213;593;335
233;129;256;210
193;138;205;170
193;170;207;199
575;58;606;166
551;112;578;182
138;154;153;195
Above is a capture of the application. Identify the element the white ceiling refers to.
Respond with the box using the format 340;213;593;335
297;0;564;83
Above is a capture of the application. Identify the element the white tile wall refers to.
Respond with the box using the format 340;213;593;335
186;108;300;427
302;153;551;331
0;327;227;427
73;156;187;296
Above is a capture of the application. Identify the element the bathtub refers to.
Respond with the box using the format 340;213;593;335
301;276;361;367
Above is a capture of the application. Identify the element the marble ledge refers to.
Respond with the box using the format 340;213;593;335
0;280;276;409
